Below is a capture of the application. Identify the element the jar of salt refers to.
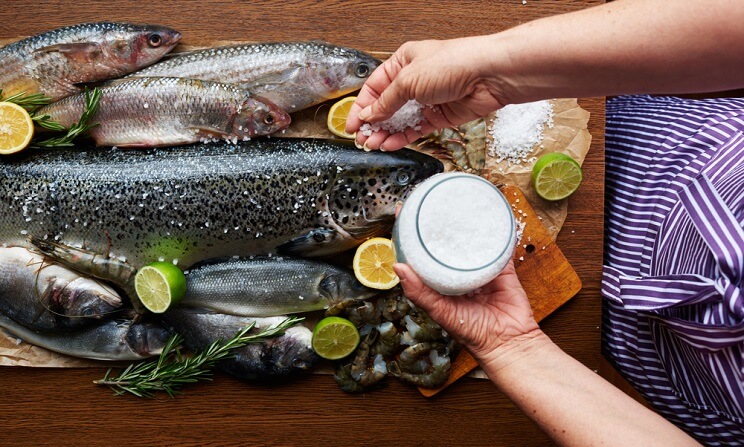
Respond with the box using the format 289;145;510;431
392;172;516;295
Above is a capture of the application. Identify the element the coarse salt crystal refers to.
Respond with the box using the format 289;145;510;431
489;100;554;164
359;100;425;136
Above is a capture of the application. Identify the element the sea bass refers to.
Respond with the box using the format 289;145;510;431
162;309;318;380
0;312;171;361
0;246;123;332
0;22;181;101
36;77;291;147
0;138;443;268
127;41;381;112
182;256;378;317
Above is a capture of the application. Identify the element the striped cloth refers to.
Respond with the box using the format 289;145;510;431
603;95;744;445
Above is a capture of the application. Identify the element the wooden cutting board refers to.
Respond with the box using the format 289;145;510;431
419;184;582;397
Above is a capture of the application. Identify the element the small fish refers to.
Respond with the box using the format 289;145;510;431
36;77;291;147
162;309;319;380
128;41;381;112
0;312;171;361
0;22;181;101
0;247;123;332
182;256;378;317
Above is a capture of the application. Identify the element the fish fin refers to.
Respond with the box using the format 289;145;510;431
244;65;305;88
189;126;231;137
34;42;102;62
277;228;340;257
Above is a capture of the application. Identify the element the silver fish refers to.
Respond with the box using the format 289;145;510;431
0;246;123;332
0;22;181;101
36;77;291;147
0;138;443;269
0;312;171;361
182;256;377;317
162;309;318;380
128;41;381;112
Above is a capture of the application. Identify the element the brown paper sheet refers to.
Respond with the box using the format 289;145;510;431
0;39;591;368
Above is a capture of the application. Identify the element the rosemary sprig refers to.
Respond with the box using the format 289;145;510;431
33;87;101;148
95;316;305;398
0;89;52;112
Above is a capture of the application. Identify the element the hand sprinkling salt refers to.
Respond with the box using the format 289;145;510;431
359;100;426;137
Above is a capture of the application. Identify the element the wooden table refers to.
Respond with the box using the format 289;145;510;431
0;2;605;446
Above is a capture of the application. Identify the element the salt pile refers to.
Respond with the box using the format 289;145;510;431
393;173;516;295
359;100;425;136
489;100;554;164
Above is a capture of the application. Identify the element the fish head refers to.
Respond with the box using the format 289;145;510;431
270;326;319;372
319;272;378;304
327;147;444;240
51;276;123;319
234;96;291;137
100;24;181;74
125;321;174;357
309;46;381;98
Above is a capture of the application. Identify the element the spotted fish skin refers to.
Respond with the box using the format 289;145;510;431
35;77;291;147
0;138;443;269
127;41;381;112
0;22;181;101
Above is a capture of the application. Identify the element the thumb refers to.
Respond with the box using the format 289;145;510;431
393;263;444;318
358;76;410;123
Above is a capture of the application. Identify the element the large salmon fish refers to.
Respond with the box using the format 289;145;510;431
0;138;442;269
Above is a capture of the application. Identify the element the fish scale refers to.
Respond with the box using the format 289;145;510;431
0;22;181;101
128;41;381;112
0;138;443;269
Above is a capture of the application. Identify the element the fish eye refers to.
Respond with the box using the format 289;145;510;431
394;170;411;186
81;307;96;317
264;114;275;125
355;63;370;78
147;33;163;48
312;232;326;243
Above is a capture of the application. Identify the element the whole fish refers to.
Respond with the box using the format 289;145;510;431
182;256;377;317
163;309;318;380
0;246;123;332
0;138;443;269
0;312;171;360
0;22;181;101
127;41;381;112
36;77;291;147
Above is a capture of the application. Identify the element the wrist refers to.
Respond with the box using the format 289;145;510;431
473;328;555;379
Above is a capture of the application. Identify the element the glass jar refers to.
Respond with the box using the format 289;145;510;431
392;172;516;295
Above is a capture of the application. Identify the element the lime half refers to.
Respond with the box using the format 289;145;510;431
531;153;583;201
134;262;187;313
311;316;360;360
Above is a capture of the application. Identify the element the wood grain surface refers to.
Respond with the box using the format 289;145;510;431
0;1;606;446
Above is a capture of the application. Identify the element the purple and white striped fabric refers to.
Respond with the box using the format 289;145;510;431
603;95;744;445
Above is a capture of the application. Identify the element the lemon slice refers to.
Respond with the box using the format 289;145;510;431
0;101;34;155
327;96;357;139
531;153;583;201
353;237;400;290
134;262;187;313
311;316;360;360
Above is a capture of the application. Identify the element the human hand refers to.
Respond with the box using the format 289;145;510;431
392;261;540;365
346;36;508;151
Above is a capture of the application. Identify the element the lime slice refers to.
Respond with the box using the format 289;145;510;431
352;237;399;290
134;262;187;313
311;316;360;360
531;153;583;201
327;96;357;139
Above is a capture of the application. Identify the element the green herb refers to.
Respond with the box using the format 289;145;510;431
33;87;101;148
95;316;304;398
0;89;52;112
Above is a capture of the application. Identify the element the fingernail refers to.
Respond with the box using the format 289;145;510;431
354;139;364;150
362;141;372;152
379;144;386;152
358;106;372;121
